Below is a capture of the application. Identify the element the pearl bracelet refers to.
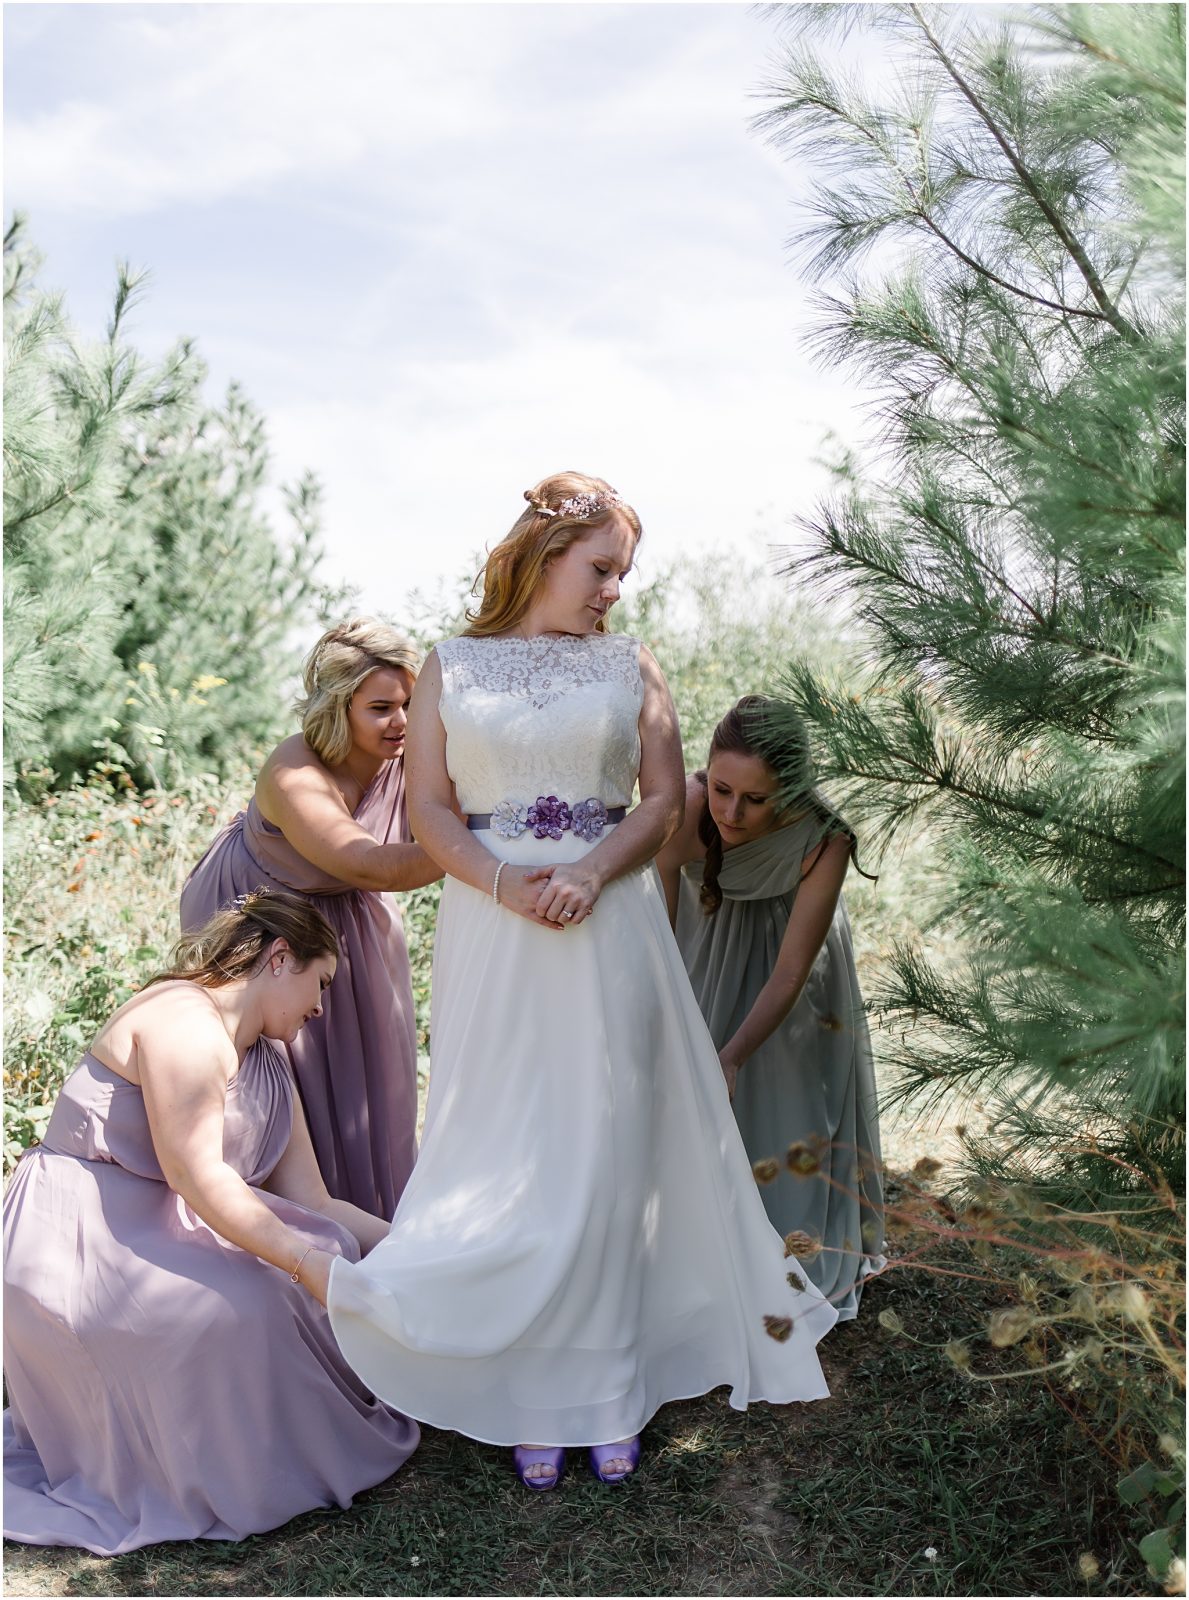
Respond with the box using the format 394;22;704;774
492;861;507;905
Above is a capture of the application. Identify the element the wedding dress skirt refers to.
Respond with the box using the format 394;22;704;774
328;633;837;1447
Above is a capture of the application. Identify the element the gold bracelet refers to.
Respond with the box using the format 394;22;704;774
290;1246;315;1283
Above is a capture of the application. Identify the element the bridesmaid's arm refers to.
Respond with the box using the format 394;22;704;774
404;651;561;928
259;750;442;893
137;997;339;1305
655;773;709;927
532;645;685;923
263;1099;390;1253
718;834;851;1083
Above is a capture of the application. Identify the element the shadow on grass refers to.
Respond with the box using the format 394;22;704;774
3;1219;1155;1599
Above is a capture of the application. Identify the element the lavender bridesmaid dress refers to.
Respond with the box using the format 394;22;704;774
181;757;417;1218
3;1045;418;1554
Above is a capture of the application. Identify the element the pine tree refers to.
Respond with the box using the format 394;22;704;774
754;4;1185;1201
4;218;346;793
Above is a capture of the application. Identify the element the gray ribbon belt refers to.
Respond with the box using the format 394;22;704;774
466;802;627;838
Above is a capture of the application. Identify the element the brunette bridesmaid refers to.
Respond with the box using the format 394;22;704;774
657;695;885;1320
4;892;418;1553
182;619;441;1218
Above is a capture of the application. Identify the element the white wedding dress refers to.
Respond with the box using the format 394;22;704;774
328;632;837;1446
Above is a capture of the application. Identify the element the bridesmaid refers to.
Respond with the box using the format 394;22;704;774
3;890;418;1554
182;618;441;1219
657;695;886;1320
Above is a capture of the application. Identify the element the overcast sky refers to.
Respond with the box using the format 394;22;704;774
5;2;893;617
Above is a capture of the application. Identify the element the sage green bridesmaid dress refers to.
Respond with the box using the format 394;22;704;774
675;807;885;1321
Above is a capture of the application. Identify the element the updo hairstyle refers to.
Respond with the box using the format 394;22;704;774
146;889;339;989
296;618;420;766
464;471;642;637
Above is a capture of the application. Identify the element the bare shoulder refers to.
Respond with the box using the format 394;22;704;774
679;773;709;860
658;773;709;867
261;732;322;782
800;829;851;882
413;645;443;693
634;640;667;686
93;983;236;1085
258;733;341;810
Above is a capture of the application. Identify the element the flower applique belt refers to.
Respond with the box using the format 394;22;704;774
467;796;627;842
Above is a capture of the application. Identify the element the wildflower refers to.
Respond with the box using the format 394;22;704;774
1165;1557;1185;1594
912;1156;942;1179
786;1270;805;1292
137;661;154;674
191;674;228;692
988;1306;1033;1347
1107;1283;1149;1323
923;1547;938;1562
784;1230;820;1260
1077;1552;1100;1581
409;1556;422;1567
877;1309;904;1335
763;1314;793;1342
786;1142;821;1177
945;1340;972;1371
752;1157;780;1185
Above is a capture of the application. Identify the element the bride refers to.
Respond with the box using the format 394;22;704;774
328;471;837;1490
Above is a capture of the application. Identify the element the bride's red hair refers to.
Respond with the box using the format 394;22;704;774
464;471;642;637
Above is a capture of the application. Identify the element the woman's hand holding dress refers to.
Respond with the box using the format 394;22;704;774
136;988;380;1295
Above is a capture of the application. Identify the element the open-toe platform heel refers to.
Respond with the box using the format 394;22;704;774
589;1437;641;1484
513;1445;565;1491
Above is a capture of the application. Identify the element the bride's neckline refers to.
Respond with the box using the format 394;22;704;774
475;631;602;643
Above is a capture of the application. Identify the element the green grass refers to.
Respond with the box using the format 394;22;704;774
3;1230;1156;1597
3;576;1177;1595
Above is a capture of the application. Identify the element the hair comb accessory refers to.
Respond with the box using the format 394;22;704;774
524;489;623;521
557;489;623;520
525;494;559;518
231;887;271;914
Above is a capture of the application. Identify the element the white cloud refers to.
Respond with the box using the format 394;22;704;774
7;2;876;620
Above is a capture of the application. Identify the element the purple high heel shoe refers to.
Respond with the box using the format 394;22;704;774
588;1436;641;1484
513;1445;565;1492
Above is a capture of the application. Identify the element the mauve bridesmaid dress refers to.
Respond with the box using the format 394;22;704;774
181;756;418;1219
3;1043;418;1554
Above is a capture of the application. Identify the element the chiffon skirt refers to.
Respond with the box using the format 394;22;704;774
328;827;837;1447
4;1152;418;1554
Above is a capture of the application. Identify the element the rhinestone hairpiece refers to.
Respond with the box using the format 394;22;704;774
231;888;270;914
531;489;623;521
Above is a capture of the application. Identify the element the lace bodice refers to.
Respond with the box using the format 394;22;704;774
436;633;643;814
